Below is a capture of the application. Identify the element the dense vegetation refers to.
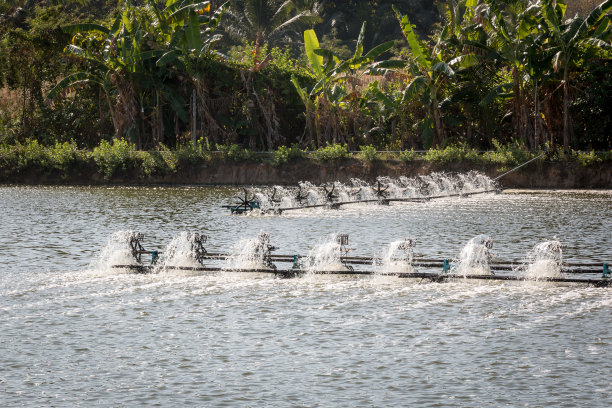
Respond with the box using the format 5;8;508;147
0;0;611;159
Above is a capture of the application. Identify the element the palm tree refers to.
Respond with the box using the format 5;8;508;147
222;0;320;65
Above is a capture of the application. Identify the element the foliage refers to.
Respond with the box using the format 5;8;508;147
228;41;311;76
271;144;305;166
216;143;253;162
311;143;350;161
423;144;480;164
1;0;612;158
92;138;138;180
357;145;378;162
0;139;89;177
481;139;533;166
570;150;604;166
399;149;418;162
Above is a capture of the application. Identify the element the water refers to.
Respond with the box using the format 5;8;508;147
1;185;611;406
453;234;495;276
247;172;496;210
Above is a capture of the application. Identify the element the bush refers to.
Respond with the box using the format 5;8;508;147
216;143;252;162
481;139;532;166
46;140;87;175
399;149;418;162
424;144;480;164
92;138;137;180
176;143;206;167
570;150;603;166
357;145;378;163
311;143;351;161
271;144;305;166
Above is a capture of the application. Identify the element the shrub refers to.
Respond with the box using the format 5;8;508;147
46;140;87;175
311;143;351;161
272;144;305;166
482;139;532;166
16;139;47;169
216;143;252;162
399;149;418;162
424;144;480;164
357;145;378;163
92;138;136;180
570;150;603;166
176;143;206;167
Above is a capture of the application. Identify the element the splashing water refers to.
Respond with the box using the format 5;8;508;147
521;239;565;279
249;172;497;211
376;239;416;274
302;234;350;272
90;230;142;274
224;233;276;271
156;232;205;272
453;235;494;276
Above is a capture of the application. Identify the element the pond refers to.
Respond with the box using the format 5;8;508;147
1;184;610;406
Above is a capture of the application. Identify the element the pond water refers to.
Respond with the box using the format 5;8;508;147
1;185;610;406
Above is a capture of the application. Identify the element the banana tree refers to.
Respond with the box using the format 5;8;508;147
292;22;394;147
48;0;228;146
472;0;546;148
47;9;163;143
541;0;612;151
393;4;478;147
152;1;229;146
221;0;320;68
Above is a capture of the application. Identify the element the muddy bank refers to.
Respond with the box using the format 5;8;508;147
3;159;611;189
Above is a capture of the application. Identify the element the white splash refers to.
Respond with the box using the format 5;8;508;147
521;240;565;279
224;233;276;271
250;172;497;211
377;240;417;274
302;234;351;273
453;235;495;276
90;230;142;274
156;232;205;272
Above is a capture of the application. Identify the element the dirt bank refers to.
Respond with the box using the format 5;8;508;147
3;159;611;189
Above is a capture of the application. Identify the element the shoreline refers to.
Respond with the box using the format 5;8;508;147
1;159;611;189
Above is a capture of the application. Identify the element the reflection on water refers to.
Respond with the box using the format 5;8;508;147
0;186;611;406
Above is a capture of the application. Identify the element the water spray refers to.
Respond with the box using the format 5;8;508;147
103;231;610;286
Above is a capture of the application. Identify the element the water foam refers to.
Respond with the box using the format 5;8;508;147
520;239;565;279
453;235;495;276
224;233;276;271
156;232;205;273
90;230;142;275
376;239;417;274
249;172;496;211
302;234;351;273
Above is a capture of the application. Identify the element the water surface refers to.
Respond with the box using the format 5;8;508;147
1;186;610;406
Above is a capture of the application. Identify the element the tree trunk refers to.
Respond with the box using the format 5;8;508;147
192;88;197;147
20;74;28;140
431;92;444;147
512;67;525;143
534;82;539;147
562;66;570;152
157;91;164;146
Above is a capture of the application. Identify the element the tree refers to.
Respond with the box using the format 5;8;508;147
393;3;478;147
48;0;228;147
222;0;320;66
541;0;612;151
292;22;393;147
